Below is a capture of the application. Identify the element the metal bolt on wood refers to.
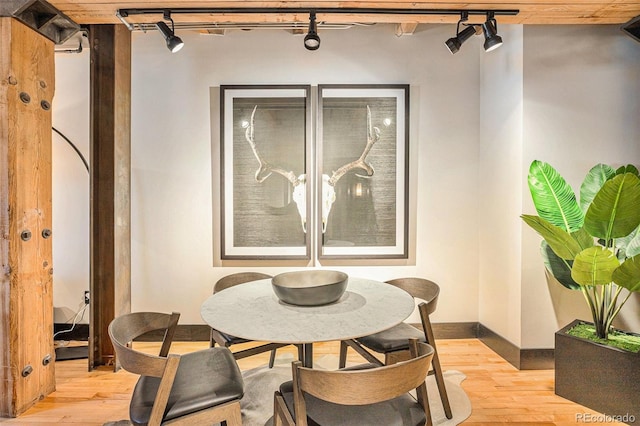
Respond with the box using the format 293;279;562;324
21;366;32;377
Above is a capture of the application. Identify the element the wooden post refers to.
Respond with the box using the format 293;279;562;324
0;17;55;417
88;24;131;370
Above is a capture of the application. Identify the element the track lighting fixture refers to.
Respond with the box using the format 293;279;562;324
304;11;321;50
118;8;519;54
445;12;476;54
445;25;476;54
444;11;503;54
156;11;184;53
481;12;503;52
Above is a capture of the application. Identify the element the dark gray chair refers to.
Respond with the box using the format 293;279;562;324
210;272;300;368
338;277;452;420
274;339;435;426
108;311;244;426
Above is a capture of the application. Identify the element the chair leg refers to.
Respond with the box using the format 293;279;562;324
385;350;411;365
273;392;283;426
274;391;294;426
415;374;433;426
346;339;384;366
430;346;452;419
210;328;229;349
423;315;452;419
338;340;348;368
269;344;305;368
225;401;243;426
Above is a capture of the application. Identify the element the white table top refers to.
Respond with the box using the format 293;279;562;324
200;277;415;344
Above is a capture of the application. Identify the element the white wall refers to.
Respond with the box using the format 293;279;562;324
53;24;482;325
520;25;640;347
52;50;90;324
478;25;524;346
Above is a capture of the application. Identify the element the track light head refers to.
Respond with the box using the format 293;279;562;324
156;20;184;53
304;11;320;50
445;25;477;54
482;13;503;52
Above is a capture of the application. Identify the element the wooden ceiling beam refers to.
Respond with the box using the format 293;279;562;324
395;22;418;35
46;0;640;26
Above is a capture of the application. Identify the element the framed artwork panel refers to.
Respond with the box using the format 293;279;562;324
318;85;409;259
220;85;311;259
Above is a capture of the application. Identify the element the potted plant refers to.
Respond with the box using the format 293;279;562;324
522;160;640;420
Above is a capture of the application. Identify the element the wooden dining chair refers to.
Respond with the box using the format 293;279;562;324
108;311;244;426
210;272;299;368
338;277;452;420
274;339;435;426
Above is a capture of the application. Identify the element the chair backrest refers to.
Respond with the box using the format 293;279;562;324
214;272;273;293
292;340;433;417
385;277;440;316
108;311;180;377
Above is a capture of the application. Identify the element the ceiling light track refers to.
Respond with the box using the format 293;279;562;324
133;22;360;32
116;7;519;31
116;7;518;53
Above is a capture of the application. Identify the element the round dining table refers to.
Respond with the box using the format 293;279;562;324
200;276;415;367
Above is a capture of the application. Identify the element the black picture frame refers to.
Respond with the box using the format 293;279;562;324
220;85;311;260
317;84;409;259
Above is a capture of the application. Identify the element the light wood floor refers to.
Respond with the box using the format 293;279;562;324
0;339;624;425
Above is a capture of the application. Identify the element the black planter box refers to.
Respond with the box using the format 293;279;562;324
555;319;640;422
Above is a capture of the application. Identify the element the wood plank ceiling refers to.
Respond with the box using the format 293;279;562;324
49;0;640;32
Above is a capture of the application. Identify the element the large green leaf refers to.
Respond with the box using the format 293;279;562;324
571;227;594;251
527;160;584;233
615;224;640;258
625;227;640;258
571;247;620;286
612;255;640;292
521;215;583;259
616;164;639;176
541;241;580;290
584;173;640;240
579;164;616;212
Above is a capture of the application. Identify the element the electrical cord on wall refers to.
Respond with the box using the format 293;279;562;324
52;127;90;173
53;303;89;342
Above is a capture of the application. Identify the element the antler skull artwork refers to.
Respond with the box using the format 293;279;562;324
245;105;380;233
